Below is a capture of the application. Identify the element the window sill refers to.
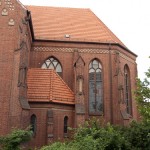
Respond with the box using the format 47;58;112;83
89;112;103;116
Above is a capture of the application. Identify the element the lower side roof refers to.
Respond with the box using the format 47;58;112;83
27;68;75;105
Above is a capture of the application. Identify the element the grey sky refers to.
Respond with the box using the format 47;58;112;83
19;0;150;80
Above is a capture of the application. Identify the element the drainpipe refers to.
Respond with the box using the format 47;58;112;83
108;43;113;124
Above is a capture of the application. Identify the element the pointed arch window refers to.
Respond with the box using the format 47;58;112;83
124;65;132;115
41;57;62;76
89;59;103;114
30;114;37;136
64;116;68;134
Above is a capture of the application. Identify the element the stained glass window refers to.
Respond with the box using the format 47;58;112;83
89;59;103;114
124;65;132;114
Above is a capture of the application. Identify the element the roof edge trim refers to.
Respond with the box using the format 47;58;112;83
28;11;35;41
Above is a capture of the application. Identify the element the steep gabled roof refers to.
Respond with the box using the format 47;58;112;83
27;6;126;47
27;68;75;104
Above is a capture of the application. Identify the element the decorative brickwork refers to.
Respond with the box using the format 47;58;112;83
1;8;8;15
8;18;15;25
4;0;15;11
33;46;135;64
119;52;135;64
33;46;109;54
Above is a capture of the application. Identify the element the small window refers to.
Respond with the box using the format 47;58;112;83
64;116;68;134
30;114;37;136
124;65;132;115
41;57;62;76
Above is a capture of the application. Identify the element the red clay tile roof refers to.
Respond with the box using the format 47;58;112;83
27;68;75;104
27;6;125;47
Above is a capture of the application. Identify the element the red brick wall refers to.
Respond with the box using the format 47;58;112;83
29;48;74;90
29;103;74;148
111;52;138;124
29;108;47;148
0;0;31;134
30;41;138;127
80;51;112;122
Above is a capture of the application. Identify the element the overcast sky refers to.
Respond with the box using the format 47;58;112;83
19;0;150;80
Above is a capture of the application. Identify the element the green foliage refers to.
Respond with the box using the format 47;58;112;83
40;119;130;150
73;120;130;150
40;118;150;150
0;128;32;150
135;57;150;123
41;142;77;150
123;121;150;150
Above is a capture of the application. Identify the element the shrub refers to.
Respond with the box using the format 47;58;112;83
0;128;32;150
123;121;150;150
40;142;77;150
40;119;130;150
40;118;150;150
73;121;130;150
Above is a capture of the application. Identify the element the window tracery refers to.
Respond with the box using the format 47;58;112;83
124;65;132;115
89;59;103;114
41;57;62;76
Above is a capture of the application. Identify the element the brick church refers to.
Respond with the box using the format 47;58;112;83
0;0;139;148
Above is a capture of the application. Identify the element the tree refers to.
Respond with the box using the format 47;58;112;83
135;56;150;123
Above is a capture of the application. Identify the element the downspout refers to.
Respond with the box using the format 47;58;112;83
109;43;113;124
